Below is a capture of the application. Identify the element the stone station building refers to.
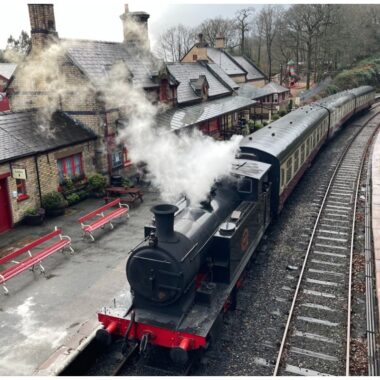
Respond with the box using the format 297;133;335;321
0;110;96;232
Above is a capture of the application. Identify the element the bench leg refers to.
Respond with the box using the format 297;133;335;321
109;221;114;230
2;284;9;295
68;245;75;254
88;231;95;242
0;276;9;295
39;262;45;274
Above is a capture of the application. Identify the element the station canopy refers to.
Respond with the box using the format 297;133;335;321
155;96;257;132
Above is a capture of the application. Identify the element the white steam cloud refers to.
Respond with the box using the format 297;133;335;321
10;14;242;205
102;62;242;205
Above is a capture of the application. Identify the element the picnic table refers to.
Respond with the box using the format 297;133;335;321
104;186;144;205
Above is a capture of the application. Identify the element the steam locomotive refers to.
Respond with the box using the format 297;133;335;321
96;86;375;364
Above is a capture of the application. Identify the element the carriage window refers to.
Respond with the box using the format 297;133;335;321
238;177;252;193
281;168;285;188
300;144;305;163
294;150;300;172
286;157;293;184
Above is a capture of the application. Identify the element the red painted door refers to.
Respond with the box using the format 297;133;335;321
0;178;12;233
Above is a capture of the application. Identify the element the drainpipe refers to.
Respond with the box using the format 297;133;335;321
34;155;43;207
104;112;112;181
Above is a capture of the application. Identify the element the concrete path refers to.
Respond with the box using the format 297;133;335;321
0;187;162;375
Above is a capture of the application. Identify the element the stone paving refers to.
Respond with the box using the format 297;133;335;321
371;132;380;329
0;186;162;375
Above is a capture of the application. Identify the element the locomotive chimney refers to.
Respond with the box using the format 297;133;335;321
151;204;179;243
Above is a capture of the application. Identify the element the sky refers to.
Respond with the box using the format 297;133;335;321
2;0;377;52
0;1;267;51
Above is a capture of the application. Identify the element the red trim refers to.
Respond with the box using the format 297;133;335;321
0;172;11;180
17;194;29;202
97;313;207;351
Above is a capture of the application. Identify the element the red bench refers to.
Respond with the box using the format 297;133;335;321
0;227;74;295
78;198;129;241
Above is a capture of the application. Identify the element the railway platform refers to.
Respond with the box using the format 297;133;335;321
372;132;380;330
0;187;161;375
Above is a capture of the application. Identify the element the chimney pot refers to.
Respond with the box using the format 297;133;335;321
215;34;225;49
151;204;179;243
28;4;58;49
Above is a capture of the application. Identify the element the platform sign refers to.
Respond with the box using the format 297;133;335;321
12;168;27;180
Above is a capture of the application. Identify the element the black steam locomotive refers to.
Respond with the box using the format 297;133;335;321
96;86;375;363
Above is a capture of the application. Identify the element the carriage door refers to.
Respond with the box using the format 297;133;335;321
0;177;12;233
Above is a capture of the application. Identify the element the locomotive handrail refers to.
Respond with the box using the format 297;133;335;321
133;256;171;265
180;243;199;263
126;236;150;256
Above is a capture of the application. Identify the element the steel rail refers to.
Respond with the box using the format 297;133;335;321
365;142;379;375
273;108;380;376
111;342;139;376
345;123;375;375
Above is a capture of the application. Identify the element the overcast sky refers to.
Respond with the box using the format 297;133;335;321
0;1;270;50
1;1;375;51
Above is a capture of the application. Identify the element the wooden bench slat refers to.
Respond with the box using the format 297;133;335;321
78;198;121;223
83;208;128;232
0;239;70;284
0;229;62;266
0;231;72;294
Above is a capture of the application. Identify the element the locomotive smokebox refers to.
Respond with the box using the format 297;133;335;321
151;204;179;243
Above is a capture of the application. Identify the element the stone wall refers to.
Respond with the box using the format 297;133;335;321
0;140;96;225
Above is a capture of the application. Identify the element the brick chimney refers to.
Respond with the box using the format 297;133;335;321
120;4;150;49
28;4;58;50
215;34;225;49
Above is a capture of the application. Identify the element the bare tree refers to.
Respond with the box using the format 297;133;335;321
291;4;333;89
252;12;264;65
156;25;196;62
6;31;31;55
198;17;239;49
259;5;283;81
235;8;254;56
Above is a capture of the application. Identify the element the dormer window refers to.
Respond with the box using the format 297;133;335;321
189;75;209;100
193;54;198;61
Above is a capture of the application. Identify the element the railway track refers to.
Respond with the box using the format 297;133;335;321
273;110;380;376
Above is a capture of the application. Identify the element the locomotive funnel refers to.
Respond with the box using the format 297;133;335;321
151;204;179;243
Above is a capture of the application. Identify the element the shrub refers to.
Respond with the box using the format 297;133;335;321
62;177;74;191
272;114;280;121
42;191;67;210
66;193;80;205
122;176;135;188
25;207;39;216
77;189;89;200
88;173;107;191
279;110;287;117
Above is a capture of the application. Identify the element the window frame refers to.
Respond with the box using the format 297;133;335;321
57;153;84;183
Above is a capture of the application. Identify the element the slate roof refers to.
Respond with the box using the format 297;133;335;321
167;62;231;104
64;39;160;89
206;48;246;76
232;56;266;81
156;96;256;131
206;63;240;90
238;82;289;100
0;63;17;80
0;111;97;163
